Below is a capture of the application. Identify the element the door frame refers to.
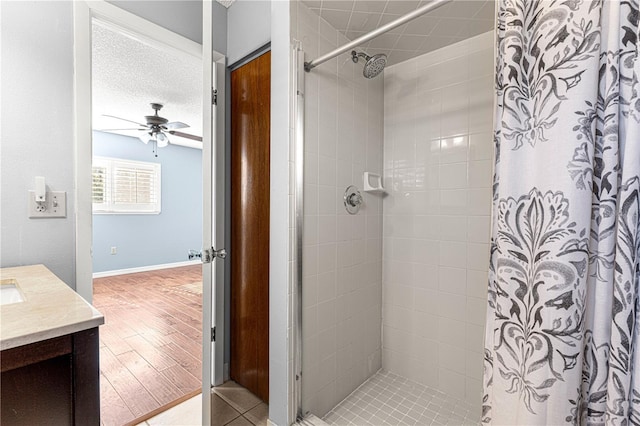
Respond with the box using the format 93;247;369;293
202;1;228;423
72;1;225;422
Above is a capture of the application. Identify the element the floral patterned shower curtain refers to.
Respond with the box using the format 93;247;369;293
483;1;640;424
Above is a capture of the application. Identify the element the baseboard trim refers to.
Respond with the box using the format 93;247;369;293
92;260;201;278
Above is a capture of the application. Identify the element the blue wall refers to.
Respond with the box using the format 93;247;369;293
92;131;202;273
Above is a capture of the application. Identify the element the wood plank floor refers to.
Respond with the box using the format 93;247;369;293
93;265;202;426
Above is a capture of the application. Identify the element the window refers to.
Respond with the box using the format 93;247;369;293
92;156;161;214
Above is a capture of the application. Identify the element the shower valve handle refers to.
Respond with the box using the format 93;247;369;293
344;185;363;215
347;192;363;207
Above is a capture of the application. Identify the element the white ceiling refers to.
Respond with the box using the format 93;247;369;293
301;0;495;66
92;23;202;147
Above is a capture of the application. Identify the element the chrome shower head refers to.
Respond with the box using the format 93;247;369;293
351;50;387;79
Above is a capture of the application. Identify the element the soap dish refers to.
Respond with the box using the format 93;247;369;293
363;172;386;194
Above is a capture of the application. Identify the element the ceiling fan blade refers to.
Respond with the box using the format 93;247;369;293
168;130;202;142
164;121;189;130
102;114;148;127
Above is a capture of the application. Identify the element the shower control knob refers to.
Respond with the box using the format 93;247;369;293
344;185;363;215
347;193;363;207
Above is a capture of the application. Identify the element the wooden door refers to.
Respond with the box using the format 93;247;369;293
230;51;270;402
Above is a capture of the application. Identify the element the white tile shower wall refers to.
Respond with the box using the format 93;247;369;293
295;2;385;418
382;31;494;413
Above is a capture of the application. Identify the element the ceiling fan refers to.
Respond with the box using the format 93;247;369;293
100;103;202;149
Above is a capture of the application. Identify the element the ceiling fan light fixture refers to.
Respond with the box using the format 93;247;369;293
139;132;154;144
156;132;169;148
138;132;156;145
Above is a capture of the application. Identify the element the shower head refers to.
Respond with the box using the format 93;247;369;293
351;50;387;79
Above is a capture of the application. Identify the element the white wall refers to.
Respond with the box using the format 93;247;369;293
108;1;203;46
294;2;385;418
210;2;228;56
382;32;494;412
107;1;227;55
227;0;271;65
1;1;76;284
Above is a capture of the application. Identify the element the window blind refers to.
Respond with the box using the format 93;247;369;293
92;157;161;214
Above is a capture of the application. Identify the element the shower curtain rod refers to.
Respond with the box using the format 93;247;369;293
304;0;453;72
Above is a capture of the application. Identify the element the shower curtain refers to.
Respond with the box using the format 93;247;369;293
483;1;640;425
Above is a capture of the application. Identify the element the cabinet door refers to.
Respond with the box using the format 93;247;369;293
2;356;73;425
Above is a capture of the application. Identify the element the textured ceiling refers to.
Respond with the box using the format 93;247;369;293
302;0;495;66
92;23;202;147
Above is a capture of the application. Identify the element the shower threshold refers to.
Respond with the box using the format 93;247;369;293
322;370;479;426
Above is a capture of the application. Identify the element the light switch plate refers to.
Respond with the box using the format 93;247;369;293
28;191;67;218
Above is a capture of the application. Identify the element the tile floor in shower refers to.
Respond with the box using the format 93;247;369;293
323;371;479;426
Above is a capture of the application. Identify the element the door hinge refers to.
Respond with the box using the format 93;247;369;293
211;326;216;342
202;247;227;263
212;88;218;106
202;248;213;263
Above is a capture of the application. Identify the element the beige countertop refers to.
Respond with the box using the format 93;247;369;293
0;264;104;351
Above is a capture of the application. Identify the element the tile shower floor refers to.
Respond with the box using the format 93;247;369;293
323;371;479;426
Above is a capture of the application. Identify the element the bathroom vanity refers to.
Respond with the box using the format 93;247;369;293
0;265;104;425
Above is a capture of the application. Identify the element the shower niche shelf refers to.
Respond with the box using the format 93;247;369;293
363;172;386;194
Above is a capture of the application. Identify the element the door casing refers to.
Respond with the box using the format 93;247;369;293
202;1;228;423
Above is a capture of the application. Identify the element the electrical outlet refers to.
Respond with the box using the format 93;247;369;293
28;191;67;218
110;247;117;255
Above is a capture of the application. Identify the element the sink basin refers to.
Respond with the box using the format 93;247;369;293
1;279;24;305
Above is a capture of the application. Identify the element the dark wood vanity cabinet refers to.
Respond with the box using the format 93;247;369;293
1;327;100;425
